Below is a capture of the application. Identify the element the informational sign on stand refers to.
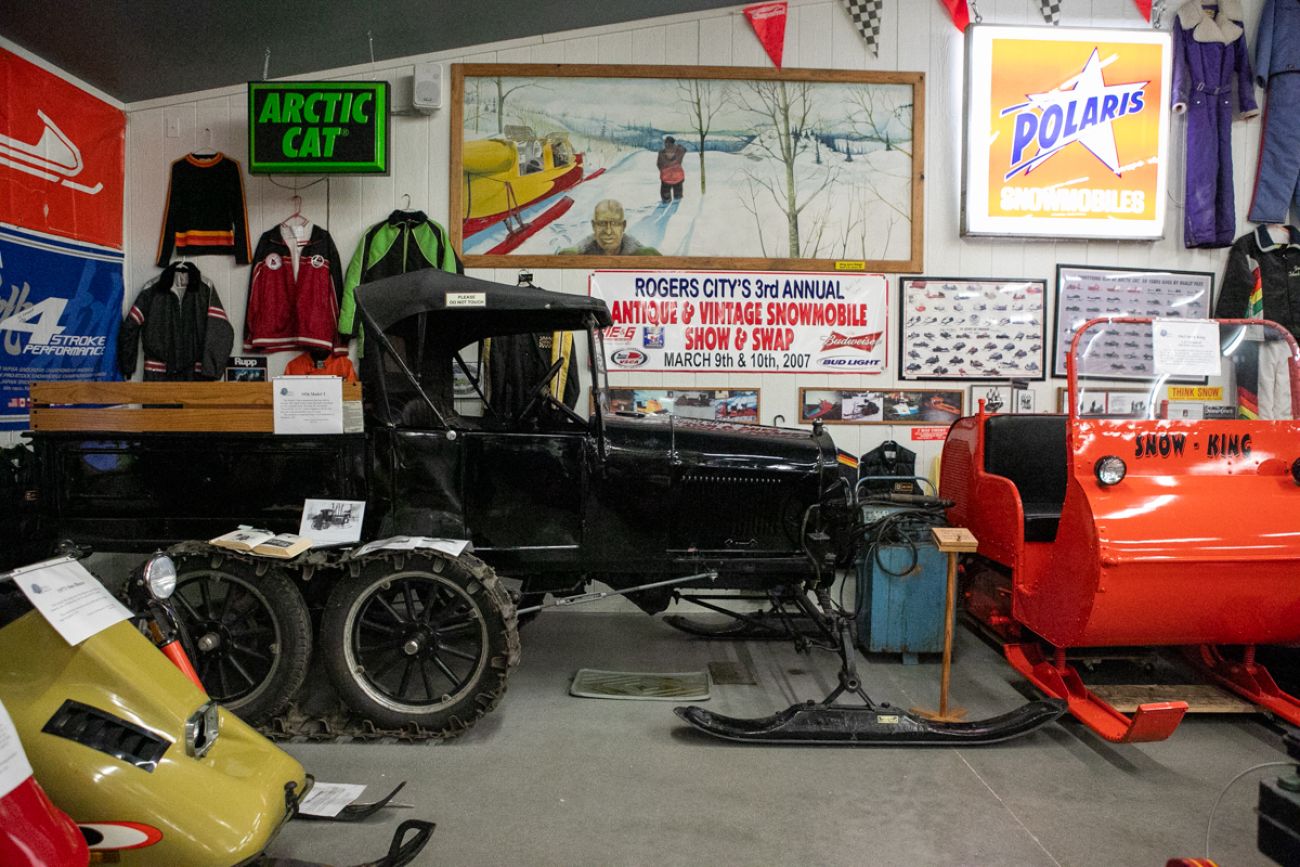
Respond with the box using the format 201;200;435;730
1152;320;1221;377
11;557;131;646
590;270;888;374
0;699;33;800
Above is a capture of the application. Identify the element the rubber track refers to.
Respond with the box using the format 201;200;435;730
168;542;522;744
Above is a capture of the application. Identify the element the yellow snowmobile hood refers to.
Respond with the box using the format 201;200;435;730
0;610;306;866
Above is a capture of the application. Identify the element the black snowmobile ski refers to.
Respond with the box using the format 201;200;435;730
674;698;1066;745
674;599;1066;746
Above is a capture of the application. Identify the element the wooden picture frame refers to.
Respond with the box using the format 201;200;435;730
602;386;760;423
451;63;925;272
1056;386;1154;418
899;276;1046;380
799;387;962;425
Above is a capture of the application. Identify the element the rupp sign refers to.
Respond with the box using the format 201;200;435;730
963;26;1171;240
248;81;389;174
590;270;888;374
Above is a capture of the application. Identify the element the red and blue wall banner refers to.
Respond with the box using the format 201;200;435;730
0;47;125;428
0;226;123;427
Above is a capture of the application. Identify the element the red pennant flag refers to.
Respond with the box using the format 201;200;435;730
939;0;970;31
1133;0;1152;20
744;2;788;69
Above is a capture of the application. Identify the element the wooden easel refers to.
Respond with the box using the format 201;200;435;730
916;526;978;722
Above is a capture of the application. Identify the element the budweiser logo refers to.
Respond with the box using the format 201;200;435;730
821;331;882;353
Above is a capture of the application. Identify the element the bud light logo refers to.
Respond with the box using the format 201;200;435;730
611;349;648;368
1002;48;1147;180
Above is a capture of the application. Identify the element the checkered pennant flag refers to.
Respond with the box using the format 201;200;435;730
1038;0;1062;24
841;0;883;57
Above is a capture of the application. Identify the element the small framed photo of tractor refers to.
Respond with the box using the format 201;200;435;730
800;388;962;425
604;387;760;423
899;277;1047;380
451;63;925;272
1052;265;1213;378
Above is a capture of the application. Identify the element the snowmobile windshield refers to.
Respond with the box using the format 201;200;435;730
1065;317;1300;422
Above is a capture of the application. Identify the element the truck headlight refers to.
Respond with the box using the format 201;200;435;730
1094;456;1127;486
143;554;177;599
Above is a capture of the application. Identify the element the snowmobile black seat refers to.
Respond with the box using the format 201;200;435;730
982;415;1067;543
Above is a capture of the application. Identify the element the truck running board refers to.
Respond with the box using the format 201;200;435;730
674;698;1067;745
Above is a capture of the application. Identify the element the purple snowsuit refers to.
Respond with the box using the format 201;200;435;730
1171;1;1259;248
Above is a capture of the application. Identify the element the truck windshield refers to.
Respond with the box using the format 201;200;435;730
1067;318;1300;421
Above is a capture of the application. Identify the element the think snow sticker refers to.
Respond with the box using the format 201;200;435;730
446;293;486;308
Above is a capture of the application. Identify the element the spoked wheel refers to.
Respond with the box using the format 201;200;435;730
321;551;519;734
171;554;312;725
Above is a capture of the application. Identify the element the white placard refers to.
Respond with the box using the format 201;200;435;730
299;499;366;546
351;536;470;559
273;376;343;435
590;270;889;374
0;699;34;800
11;557;132;646
446;292;486;308
1152;320;1221;377
298;781;367;818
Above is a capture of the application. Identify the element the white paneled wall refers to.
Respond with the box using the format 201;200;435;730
116;0;1269;473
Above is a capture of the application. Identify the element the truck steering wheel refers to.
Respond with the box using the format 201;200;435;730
513;358;565;424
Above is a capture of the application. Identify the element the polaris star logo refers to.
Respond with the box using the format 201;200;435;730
611;348;648;368
820;331;882;353
1002;49;1148;180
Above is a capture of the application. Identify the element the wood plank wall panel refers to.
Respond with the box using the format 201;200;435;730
98;0;1269;468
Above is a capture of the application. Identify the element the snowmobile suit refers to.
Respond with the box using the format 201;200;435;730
1171;0;1258;248
155;153;251;266
245;223;346;355
338;210;462;345
1248;0;1300;224
483;330;579;416
118;262;233;381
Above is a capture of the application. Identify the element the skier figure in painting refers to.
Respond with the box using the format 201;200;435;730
558;199;660;256
657;136;687;203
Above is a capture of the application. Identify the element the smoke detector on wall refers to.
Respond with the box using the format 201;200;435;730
412;62;442;114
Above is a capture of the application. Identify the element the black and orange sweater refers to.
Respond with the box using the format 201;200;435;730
156;153;251;266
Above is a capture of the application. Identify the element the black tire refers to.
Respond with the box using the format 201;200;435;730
320;550;519;734
171;552;312;726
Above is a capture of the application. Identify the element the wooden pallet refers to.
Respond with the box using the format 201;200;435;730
29;381;363;433
1089;684;1256;714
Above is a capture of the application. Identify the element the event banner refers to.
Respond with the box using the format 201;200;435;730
963;26;1171;239
0;226;123;428
589;270;888;374
0;48;125;250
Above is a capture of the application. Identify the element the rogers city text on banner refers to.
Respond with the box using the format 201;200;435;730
589;270;889;374
963;25;1172;240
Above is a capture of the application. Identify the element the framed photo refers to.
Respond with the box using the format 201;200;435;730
799;388;962;425
1052;265;1213;378
1012;386;1036;414
451;64;925;272
1056;386;1153;418
969;384;1011;413
899;277;1046;380
963;26;1172;240
604;387;760;423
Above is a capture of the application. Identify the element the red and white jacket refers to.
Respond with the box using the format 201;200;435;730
245;223;346;354
117;262;233;381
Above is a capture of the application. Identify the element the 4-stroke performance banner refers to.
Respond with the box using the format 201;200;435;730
0;226;123;428
963;26;1171;240
590;270;888;374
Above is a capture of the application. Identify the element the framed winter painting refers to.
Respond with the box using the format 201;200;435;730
450;64;925;272
898;277;1047;380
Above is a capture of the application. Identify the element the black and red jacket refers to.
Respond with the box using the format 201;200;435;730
118;262;233;381
244;223;345;354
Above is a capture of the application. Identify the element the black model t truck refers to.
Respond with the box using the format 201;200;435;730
19;269;1062;745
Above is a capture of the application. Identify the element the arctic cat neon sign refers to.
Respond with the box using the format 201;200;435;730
248;81;388;174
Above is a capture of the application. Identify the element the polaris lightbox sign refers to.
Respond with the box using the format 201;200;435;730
248;81;389;174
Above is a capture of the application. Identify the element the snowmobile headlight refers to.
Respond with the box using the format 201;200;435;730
143;554;177;599
185;701;220;758
1094;456;1127;487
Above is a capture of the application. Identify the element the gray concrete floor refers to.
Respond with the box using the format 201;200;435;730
267;602;1283;866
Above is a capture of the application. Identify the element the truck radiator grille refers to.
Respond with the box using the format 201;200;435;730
673;472;797;548
42;700;171;772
